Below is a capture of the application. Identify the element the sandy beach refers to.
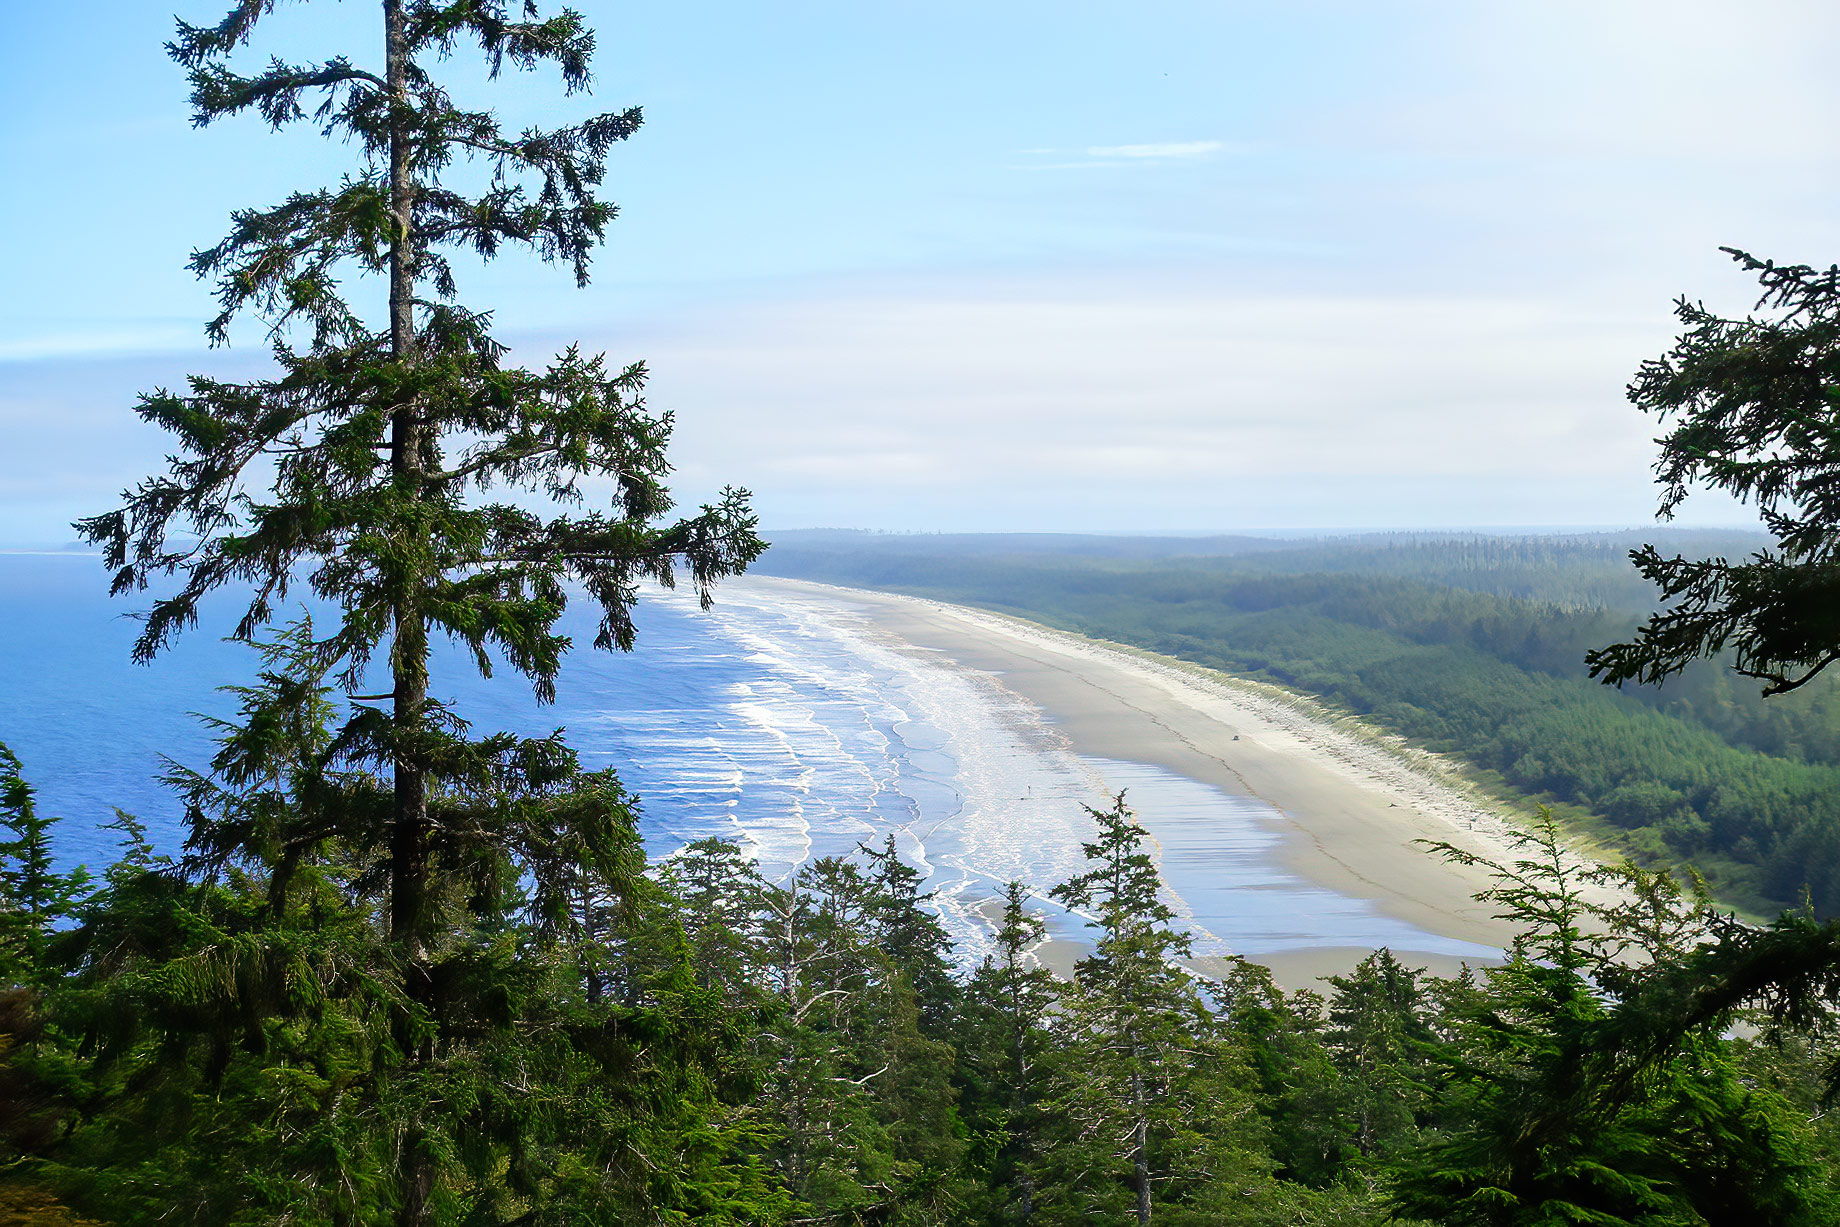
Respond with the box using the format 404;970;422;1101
750;577;1618;991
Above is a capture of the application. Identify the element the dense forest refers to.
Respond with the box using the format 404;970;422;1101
758;531;1840;915
8;743;1840;1224
14;0;1840;1219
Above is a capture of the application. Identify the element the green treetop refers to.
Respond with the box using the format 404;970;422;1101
960;881;1061;1223
1588;249;1840;697
65;6;764;1222
74;0;763;959
0;744;90;984
1048;794;1277;1225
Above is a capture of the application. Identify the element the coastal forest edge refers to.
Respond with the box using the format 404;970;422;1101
10;0;1840;1223
760;529;1840;919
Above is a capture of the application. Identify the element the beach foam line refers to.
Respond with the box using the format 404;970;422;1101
738;576;1628;962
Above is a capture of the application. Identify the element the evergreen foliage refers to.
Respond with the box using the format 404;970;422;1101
73;0;763;972
1211;960;1353;1189
10;748;1840;1220
1391;816;1836;1225
0;746;89;984
1043;795;1279;1224
1567;244;1840;1207
1320;951;1436;1166
958;882;1058;1224
17;8;1840;1217
31;1;764;1221
1588;249;1840;697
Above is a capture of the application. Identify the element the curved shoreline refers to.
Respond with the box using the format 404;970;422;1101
743;576;1620;988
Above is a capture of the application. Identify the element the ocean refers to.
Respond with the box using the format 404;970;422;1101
0;553;1492;966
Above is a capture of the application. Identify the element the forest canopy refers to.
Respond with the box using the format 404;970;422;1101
10;0;1840;1220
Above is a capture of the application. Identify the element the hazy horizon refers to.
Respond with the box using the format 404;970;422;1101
6;2;1833;540
0;521;1771;554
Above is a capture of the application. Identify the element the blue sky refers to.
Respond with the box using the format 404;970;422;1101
5;0;1839;541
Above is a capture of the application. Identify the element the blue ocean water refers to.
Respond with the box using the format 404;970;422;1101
0;554;1491;965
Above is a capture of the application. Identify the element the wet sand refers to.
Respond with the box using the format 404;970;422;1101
748;578;1617;991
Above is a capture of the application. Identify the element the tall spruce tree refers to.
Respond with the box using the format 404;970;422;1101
77;0;761;964
860;833;958;1026
1321;950;1434;1164
70;5;762;1222
1392;817;1836;1225
1048;794;1194;1224
960;881;1060;1224
0;744;89;984
666;835;773;1002
1046;795;1278;1225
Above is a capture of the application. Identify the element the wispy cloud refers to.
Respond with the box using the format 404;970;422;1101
1007;160;1130;171
621;277;1681;531
1012;139;1239;171
0;327;195;364
1084;140;1228;159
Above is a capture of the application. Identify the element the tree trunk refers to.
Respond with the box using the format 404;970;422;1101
383;0;427;962
1012;1000;1036;1222
382;6;434;1225
1132;1116;1151;1225
1129;1068;1151;1226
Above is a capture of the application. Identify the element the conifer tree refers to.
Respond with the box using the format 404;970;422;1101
1048;794;1193;1224
1046;795;1277;1224
666;835;773;1002
0;747;91;1217
1321;950;1434;1163
754;866;883;1214
0;744;89;982
751;848;970;1221
1392;818;1836;1225
860;833;958;1025
960;881;1060;1223
1212;959;1351;1188
75;0;762;970
66;5;762;1221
